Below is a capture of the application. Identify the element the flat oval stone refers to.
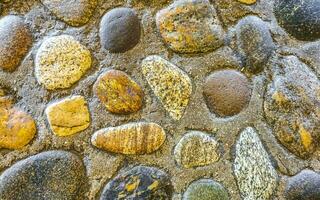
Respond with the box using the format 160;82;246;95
174;131;220;168
41;0;97;26
0;151;87;200
285;169;320;200
235;16;275;73
35;35;92;90
93;70;143;114
237;0;256;4
142;55;192;120
183;179;229;200
100;166;173;200
91;122;166;155
0;15;32;71
156;0;224;54
264;56;320;158
46;95;90;137
274;0;320;41
0;97;36;149
234;127;278;199
100;7;141;53
203;70;251;117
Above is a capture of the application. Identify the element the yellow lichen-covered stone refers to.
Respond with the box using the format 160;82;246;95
46;95;90;137
237;0;256;5
35;35;91;90
0;97;36;149
93;70;143;114
142;55;192;120
91;122;166;155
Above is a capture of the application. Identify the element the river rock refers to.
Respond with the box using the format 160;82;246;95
46;95;90;137
91;122;166;155
174;131;220;168
0;97;36;149
156;0;224;54
142;55;192;120
100;7;141;53
234;127;278;199
274;0;320;41
41;0;97;26
0;151;87;200
183;179;229;200
235;16;275;73
93;70;143;114
0;15;32;71
100;166;173;200
203;69;251;117
35;35;92;90
264;56;320;158
285;169;320;200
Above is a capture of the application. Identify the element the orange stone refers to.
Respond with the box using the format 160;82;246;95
93;70;143;114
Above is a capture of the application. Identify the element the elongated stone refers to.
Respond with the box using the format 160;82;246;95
234;127;278;200
91;122;166;155
174;131;220;168
46;95;90;137
142;55;192;120
237;0;256;4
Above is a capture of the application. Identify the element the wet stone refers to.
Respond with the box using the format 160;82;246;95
35;35;92;90
264;56;320;158
41;0;97;26
203;69;251;117
235;16;275;73
100;166;173;200
100;7;141;53
93;70;143;114
46;95;90;137
234;127;278;200
156;0;224;54
0;15;32;71
142;55;192;120
183;179;229;200
285;169;320;200
274;0;320;41
91;122;166;155
174;131;220;168
0;97;36;149
0;151;87;200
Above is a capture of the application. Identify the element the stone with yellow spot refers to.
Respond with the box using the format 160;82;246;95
237;0;256;5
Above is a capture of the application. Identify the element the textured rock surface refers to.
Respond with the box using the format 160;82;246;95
156;0;224;54
0;151;87;200
234;127;278;200
0;15;32;71
183;179;229;200
46;95;90;137
203;70;251;117
142;56;192;120
174;131;220;168
0;97;36;149
235;16;275;73
100;166;173;200
93;70;143;114
41;0;97;26
274;0;320;41
100;7;141;53
264;56;320;158
35;35;91;90
285;169;320;200
91;122;166;155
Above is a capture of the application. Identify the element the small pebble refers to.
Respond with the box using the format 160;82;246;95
93;70;143;114
46;95;90;137
237;0;256;5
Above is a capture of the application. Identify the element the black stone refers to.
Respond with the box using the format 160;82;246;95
100;166;173;200
285;169;320;200
235;16;275;73
0;150;87;200
99;7;141;53
274;0;320;41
